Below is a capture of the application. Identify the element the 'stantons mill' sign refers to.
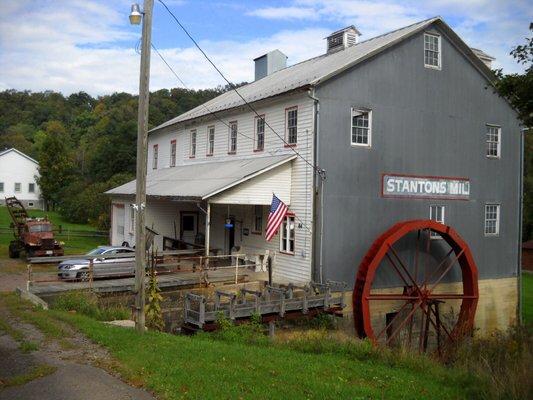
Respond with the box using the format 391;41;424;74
382;174;470;200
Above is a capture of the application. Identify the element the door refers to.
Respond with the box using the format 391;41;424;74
180;212;198;245
113;204;125;246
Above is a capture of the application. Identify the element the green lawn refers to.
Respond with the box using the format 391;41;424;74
0;206;107;256
523;272;533;326
49;311;481;400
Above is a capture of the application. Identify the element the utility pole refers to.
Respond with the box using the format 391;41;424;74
131;0;154;333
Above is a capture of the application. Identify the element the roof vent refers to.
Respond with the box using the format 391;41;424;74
470;48;495;69
326;26;361;54
253;50;288;81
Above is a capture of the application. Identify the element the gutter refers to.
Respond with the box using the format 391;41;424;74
518;127;529;324
307;87;324;283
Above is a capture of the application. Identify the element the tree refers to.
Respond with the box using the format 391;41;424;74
36;121;74;209
494;22;533;240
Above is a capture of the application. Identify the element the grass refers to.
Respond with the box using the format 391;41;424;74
19;340;39;353
0;315;39;352
52;291;130;321
523;272;533;326
0;205;107;255
0;364;57;389
50;312;482;400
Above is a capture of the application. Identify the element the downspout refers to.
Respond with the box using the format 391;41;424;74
517;129;524;324
307;87;324;283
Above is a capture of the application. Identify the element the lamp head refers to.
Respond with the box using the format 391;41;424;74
129;3;142;25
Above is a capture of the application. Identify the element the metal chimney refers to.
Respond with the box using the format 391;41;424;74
254;50;287;81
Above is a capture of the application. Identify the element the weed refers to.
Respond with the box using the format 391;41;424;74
52;291;129;321
0;364;57;388
0;316;24;342
19;340;39;353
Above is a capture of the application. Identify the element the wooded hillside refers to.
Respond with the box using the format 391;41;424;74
0;88;227;228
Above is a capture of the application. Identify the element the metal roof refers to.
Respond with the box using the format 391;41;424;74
106;154;296;200
152;16;499;132
0;148;39;165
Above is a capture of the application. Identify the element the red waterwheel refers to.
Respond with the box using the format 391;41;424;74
353;220;478;353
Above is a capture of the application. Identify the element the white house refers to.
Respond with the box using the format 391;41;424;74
0;148;43;209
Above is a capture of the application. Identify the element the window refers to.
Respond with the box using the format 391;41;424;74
14;182;21;192
424;33;441;69
286;108;298;145
170;139;176;167
351;108;372;146
0;182;4;192
255;116;265;151
152;144;158;169
207;126;215;156
484;204;500;236
228;121;237;153
28;202;34;207
253;205;263;233
280;214;295;254
28;183;35;193
190;130;197;158
129;204;135;233
486;125;501;158
429;205;445;239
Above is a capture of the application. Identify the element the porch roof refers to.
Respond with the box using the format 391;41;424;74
106;154;296;201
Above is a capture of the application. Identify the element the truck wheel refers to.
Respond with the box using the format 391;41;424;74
8;242;20;259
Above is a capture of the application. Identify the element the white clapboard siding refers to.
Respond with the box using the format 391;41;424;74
0;149;42;208
140;92;315;283
209;161;292;205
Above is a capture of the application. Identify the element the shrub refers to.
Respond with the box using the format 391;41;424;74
52;292;129;321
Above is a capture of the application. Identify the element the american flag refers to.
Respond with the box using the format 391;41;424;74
265;194;289;241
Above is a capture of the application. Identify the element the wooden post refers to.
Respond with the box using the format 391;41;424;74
205;201;210;270
267;256;272;286
234;255;239;284
134;0;154;334
269;320;275;339
26;264;32;291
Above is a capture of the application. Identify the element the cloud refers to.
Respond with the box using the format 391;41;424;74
247;7;319;21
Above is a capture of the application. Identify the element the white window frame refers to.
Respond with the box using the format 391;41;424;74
170;139;176;167
28;183;35;193
190;129;197;158
228;121;238;153
424;32;441;70
14;182;21;192
152;144;158;169
207;126;215;156
486;124;501;159
350;108;372;147
484;204;500;236
254;115;265;151
429;205;445;239
285;107;298;145
280;214;295;254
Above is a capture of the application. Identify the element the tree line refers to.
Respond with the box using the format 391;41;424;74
0;87;229;228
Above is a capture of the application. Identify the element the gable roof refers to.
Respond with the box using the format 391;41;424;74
0;148;39;165
152;16;497;133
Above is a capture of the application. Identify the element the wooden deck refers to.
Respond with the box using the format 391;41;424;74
29;269;264;296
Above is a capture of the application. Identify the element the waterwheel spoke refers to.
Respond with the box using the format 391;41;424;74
420;303;454;342
367;294;418;300
428;293;476;300
388;244;422;293
375;300;413;340
428;249;465;293
385;301;423;346
385;253;410;287
421;248;454;288
427;304;454;342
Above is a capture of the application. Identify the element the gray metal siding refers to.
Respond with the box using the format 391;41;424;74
316;25;521;286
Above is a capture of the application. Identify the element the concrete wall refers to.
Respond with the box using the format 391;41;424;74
315;24;521;287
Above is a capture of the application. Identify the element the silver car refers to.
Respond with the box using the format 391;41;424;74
58;246;135;280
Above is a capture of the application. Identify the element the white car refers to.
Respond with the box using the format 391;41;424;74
57;246;135;280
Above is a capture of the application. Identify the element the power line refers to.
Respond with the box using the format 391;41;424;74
157;0;325;180
151;43;257;145
151;43;314;235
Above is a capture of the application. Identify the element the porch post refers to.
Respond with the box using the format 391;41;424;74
205;201;211;258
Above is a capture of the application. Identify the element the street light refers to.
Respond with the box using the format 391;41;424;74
129;4;143;25
129;0;154;334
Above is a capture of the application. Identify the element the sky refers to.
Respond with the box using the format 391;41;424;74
0;0;531;96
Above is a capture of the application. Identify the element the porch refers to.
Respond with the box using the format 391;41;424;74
106;154;304;282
